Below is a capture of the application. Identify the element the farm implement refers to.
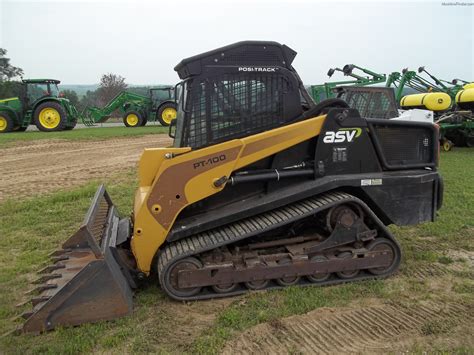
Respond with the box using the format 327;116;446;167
309;64;386;103
83;86;177;127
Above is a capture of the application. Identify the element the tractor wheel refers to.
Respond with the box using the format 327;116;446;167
441;140;453;152
466;136;474;148
14;126;28;132
34;102;67;132
64;119;77;131
157;103;177;126
0;112;15;133
123;111;143;127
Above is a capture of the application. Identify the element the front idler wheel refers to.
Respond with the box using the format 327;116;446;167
163;257;203;298
366;238;400;276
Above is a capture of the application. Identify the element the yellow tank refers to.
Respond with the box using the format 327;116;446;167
400;93;451;112
455;87;474;110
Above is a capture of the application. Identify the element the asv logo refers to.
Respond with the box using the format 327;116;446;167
323;128;362;144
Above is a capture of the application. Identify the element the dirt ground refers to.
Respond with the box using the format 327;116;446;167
223;299;473;354
0;135;172;202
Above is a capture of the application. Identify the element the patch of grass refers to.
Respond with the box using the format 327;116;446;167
421;319;455;336
453;281;474;294
408;149;474;248
438;255;454;264
0;125;168;146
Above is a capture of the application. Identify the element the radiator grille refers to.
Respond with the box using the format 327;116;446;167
372;125;434;166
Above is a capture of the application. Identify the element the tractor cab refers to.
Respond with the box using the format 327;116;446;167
149;86;174;108
22;79;61;108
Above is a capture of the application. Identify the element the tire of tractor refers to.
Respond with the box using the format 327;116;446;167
64;120;77;131
14;126;28;132
157;102;177;126
466;136;474;148
0;112;15;133
34;102;67;132
123;111;144;127
442;140;453;152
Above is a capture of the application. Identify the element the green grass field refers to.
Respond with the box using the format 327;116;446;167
0;149;472;354
0;125;168;147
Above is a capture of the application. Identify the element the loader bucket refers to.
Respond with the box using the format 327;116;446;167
18;185;134;333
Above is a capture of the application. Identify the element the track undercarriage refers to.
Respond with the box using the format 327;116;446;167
158;192;401;300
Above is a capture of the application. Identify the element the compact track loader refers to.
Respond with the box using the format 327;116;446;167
18;41;443;333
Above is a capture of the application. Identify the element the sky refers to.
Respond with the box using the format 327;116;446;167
0;0;473;85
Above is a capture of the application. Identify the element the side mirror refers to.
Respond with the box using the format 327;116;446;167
168;119;176;139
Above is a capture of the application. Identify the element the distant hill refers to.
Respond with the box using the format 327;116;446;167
60;84;99;97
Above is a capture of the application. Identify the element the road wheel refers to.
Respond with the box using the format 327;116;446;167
34;102;67;132
157;103;177;126
335;251;359;279
307;255;331;283
123;111;143;127
276;259;300;286
0;112;15;133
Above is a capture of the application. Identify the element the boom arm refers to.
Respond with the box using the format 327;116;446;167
311;64;386;103
85;91;151;123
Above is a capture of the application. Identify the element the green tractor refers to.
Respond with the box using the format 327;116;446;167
84;86;178;127
0;79;79;133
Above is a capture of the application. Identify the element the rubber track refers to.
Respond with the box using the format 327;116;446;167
157;191;401;301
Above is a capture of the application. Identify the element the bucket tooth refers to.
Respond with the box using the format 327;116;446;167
15;300;30;308
51;255;69;263
16;295;51;308
38;264;66;274
32;274;62;284
31;296;51;306
25;283;57;295
49;249;71;257
20;311;34;320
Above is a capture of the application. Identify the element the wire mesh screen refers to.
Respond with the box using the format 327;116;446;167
338;87;398;119
182;73;290;149
372;125;434;166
